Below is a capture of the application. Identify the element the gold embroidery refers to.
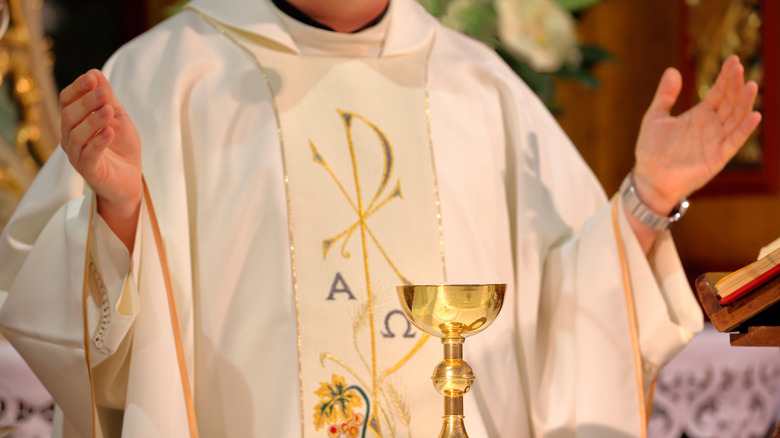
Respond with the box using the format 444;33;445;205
188;9;444;436
311;110;439;436
313;375;364;431
315;55;445;433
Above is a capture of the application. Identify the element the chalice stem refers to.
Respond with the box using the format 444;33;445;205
436;337;472;438
439;396;468;438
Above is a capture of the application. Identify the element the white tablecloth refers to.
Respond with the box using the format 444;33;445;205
0;340;53;438
649;323;780;438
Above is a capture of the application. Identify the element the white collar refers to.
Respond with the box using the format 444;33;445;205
185;0;437;57
268;0;389;57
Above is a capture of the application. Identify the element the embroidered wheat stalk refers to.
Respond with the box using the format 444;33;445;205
384;380;411;428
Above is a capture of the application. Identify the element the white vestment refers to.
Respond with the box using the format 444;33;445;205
0;0;703;436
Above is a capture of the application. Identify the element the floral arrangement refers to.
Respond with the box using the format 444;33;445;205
420;0;610;112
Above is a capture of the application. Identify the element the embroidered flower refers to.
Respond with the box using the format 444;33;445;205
313;375;364;431
323;413;365;437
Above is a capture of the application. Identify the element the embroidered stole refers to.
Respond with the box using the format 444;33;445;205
227;32;446;436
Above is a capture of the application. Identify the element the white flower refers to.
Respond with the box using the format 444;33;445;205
495;0;580;72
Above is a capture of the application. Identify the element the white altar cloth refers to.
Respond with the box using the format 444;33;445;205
649;323;780;438
0;340;53;438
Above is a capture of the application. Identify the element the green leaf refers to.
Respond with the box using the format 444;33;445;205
553;44;612;89
497;47;561;113
554;67;600;89
418;0;447;16
579;45;613;67
443;2;498;44
555;0;602;12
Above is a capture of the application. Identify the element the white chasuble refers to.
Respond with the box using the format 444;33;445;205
224;29;446;437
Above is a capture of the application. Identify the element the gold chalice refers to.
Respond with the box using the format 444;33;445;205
396;284;506;438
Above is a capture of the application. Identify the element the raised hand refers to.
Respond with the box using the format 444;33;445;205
633;55;761;217
60;69;142;250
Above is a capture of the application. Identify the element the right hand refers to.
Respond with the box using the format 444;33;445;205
60;69;142;249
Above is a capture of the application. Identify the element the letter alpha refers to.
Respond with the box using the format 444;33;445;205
327;272;357;300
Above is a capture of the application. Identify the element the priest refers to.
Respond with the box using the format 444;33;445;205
0;0;760;436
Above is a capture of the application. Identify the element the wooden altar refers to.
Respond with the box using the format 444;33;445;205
696;272;780;347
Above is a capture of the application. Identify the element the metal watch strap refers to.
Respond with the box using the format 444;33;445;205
620;171;689;231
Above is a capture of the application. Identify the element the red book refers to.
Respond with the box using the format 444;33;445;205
715;245;780;305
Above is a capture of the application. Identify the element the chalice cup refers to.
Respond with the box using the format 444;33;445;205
396;284;506;438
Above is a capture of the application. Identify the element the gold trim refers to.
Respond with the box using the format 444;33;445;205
182;6;309;431
647;379;657;420
81;194;98;438
422;33;447;283
83;179;201;438
610;196;649;437
185;9;445;436
143;177;200;437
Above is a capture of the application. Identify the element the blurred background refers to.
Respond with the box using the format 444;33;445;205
0;0;778;437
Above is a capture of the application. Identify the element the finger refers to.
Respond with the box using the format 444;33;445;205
59;69;99;107
80;127;115;173
61;86;111;138
702;55;741;110
646;67;682;118
60;70;98;161
722;111;762;158
90;70;129;116
717;63;746;123
61;139;83;172
67;104;114;149
722;80;759;134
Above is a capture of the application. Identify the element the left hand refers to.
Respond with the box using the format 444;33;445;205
633;55;761;216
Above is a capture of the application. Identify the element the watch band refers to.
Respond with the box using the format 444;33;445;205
620;171;689;231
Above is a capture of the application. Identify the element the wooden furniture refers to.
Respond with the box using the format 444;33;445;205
696;272;780;346
695;272;780;437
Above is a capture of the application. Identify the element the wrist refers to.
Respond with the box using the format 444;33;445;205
631;167;684;216
96;191;141;252
96;191;142;220
621;170;689;231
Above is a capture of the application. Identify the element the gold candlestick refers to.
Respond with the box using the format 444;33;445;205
397;284;506;438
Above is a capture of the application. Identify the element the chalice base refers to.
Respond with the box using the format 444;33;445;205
439;415;469;438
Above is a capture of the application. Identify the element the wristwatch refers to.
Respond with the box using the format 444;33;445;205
620;171;689;231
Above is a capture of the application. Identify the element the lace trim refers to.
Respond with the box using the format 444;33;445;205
89;258;111;352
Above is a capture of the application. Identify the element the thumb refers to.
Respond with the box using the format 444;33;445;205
647;67;682;118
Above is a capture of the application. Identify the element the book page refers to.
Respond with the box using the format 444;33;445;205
758;236;780;260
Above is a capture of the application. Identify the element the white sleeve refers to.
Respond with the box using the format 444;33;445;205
614;197;703;388
87;208;140;366
0;150;97;435
502;76;704;435
0;149;141;434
